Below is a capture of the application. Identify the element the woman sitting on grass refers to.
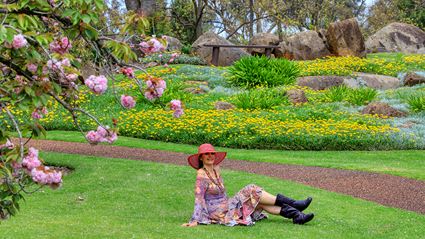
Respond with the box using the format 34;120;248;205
182;144;314;227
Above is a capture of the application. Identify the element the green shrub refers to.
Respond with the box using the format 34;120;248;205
181;45;192;54
232;88;287;109
407;94;425;112
323;85;350;102
227;56;299;88
346;87;378;106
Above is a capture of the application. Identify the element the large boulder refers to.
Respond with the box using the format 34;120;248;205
192;32;249;66
214;101;236;110
326;18;366;57
164;35;183;51
277;31;331;60
361;102;407;117
296;76;347;90
403;71;425;86
353;73;401;90
365;23;425;54
286;89;308;105
248;33;280;55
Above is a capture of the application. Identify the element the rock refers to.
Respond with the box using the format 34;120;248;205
164;35;183;51
342;77;367;89
361;102;407;117
183;87;208;94
214;101;236;110
144;62;159;68
286;89;308;105
326;18;366;57
399;120;416;128
365;22;425;54
296;76;347;90
192;32;249;66
353;72;401;90
403;71;425;86
248;33;280;55
277;31;331;60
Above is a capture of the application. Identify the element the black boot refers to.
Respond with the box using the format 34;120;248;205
280;204;314;225
275;193;312;211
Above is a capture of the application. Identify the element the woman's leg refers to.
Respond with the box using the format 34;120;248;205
259;190;277;205
256;204;281;215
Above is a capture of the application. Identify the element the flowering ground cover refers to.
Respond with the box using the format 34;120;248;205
1;54;424;150
1;152;424;238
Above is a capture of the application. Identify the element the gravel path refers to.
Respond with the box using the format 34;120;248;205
28;139;425;215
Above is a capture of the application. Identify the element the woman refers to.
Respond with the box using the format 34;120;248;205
182;143;314;227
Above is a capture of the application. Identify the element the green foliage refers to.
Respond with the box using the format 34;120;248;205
232;88;287;110
346;87;378;106
407;94;425;112
181;44;192;54
227;56;300;88
323;85;350;102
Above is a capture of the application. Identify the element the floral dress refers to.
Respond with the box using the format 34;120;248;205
189;168;267;226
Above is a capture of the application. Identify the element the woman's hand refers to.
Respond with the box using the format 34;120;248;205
181;221;198;227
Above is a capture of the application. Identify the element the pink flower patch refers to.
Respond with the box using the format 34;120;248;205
120;95;136;109
12;34;27;49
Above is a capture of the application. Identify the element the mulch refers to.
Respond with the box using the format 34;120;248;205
27;139;425;215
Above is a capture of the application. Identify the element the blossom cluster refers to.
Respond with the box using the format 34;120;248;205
121;67;135;78
170;99;184;118
85;75;108;94
20;147;63;187
139;38;166;55
31;107;48;119
12;34;28;49
49;37;72;55
120;95;136;109
85;126;118;144
31;166;62;186
144;76;166;101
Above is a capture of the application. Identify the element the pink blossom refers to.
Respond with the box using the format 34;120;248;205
157;79;166;89
86;126;118;144
145;80;153;88
96;126;108;138
41;107;48;115
120;95;136;109
66;73;78;82
31;166;62;185
0;139;14;150
144;91;156;101
49;37;72;54
170;100;182;110
156;87;164;96
26;63;38;73
173;109;184;118
85;75;108;94
139;38;166;54
31;110;42;119
86;130;102;144
12;34;27;49
22;147;41;170
121;67;135;78
163;64;169;67
61;58;71;67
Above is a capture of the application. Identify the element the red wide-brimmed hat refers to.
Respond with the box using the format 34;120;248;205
187;144;227;170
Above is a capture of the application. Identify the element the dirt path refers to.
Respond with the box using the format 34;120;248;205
28;139;425;215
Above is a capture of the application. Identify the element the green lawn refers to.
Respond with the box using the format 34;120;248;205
1;152;424;238
43;130;425;180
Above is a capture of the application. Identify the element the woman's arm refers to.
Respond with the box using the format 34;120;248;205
184;170;210;226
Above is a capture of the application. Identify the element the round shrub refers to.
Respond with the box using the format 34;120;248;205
227;56;300;88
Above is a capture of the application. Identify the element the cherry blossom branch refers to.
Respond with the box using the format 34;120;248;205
3;106;24;160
